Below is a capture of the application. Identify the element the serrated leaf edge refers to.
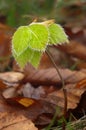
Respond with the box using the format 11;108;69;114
48;24;69;45
12;26;32;56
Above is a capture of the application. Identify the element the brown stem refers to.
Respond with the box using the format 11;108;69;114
46;47;67;130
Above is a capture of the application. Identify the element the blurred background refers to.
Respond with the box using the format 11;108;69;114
0;1;86;130
0;0;86;27
0;0;86;72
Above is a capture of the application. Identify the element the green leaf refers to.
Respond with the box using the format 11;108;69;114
13;47;42;68
12;26;32;56
48;23;69;45
28;23;49;51
12;21;69;69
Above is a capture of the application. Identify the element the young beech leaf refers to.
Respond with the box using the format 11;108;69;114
28;23;49;51
12;20;69;69
13;47;42;68
12;26;32;56
48;23;69;45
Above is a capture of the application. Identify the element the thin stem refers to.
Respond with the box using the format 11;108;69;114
46;47;64;87
46;47;67;130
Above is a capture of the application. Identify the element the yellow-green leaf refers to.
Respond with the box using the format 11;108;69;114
13;47;42;68
12;26;32;56
48;23;69;45
28;23;49;51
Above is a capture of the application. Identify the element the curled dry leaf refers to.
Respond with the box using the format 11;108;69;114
45;82;86;111
2;87;18;99
57;40;86;60
24;67;86;85
0;72;24;83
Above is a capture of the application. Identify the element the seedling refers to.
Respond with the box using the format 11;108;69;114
12;19;69;130
12;19;68;68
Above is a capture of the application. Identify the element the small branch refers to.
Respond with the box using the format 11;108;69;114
46;47;67;130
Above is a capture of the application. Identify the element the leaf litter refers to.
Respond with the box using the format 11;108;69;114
0;22;86;130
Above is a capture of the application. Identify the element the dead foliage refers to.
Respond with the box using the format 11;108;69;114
0;15;86;130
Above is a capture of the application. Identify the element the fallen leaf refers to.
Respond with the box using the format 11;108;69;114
2;120;38;130
39;47;66;69
0;110;38;130
0;24;14;71
2;87;18;99
9;97;35;107
64;26;85;43
57;40;86;60
45;83;86;110
76;78;86;89
0;80;7;90
0;72;24;83
23;67;86;85
0;95;55;128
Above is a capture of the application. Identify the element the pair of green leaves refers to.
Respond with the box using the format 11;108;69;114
12;20;69;68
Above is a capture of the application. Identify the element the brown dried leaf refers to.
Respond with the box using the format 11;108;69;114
76;78;86;89
39;47;65;69
7;97;36;107
45;82;86;111
0;80;7;90
0;111;38;130
0;94;56;127
57;41;86;60
76;61;86;69
0;72;24;83
0;24;14;71
24;67;86;85
2;87;18;99
1;120;38;130
0;93;56;130
64;26;85;43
